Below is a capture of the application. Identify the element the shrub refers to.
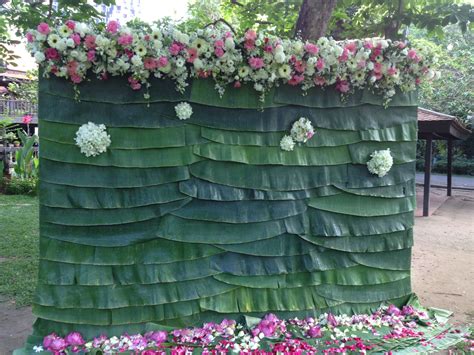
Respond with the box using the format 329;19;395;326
1;177;38;196
416;157;474;176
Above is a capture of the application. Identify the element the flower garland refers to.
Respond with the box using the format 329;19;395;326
74;122;111;157
34;303;473;354
367;148;394;177
27;20;438;103
280;117;315;151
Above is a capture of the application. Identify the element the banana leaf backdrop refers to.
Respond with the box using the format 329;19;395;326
31;76;417;341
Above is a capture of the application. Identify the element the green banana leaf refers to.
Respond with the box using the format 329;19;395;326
40;198;191;226
179;178;341;201
213;266;410;289
34;277;236;308
171;199;307;223
157;214;307;244
308;193;415;216
200;126;361;147
40;120;205;148
39;237;222;265
302;229;413;253
40;181;187;209
349;141;417;164
194;143;352;166
40;139;202;168
38;257;219;285
359;122;417;142
40;159;190;188
308;209;414;236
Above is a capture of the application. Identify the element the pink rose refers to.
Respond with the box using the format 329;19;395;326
244;39;255;51
214;39;224;48
71;74;82;84
144;57;158;70
248;56;264;69
157;56;169;68
87;50;96;62
408;49;420;62
66;60;78;75
118;34;133;46
373;62;382;74
65;20;76;30
387;67;398;76
26;32;35;43
22;115;32;124
338;48;349;62
327;313;338;327
106;20;120;34
49;337;67;352
288;74;304;86
233;81;241;88
37;22;50;35
336;80;350;93
146;330;167;343
45;48;59;61
169;42;181;56
307;326;322;338
84;35;96;49
315;58;325;71
314;76;325;86
128;76;141;90
186;48;197;63
304;43;319;55
71;33;81;46
345;41;357;53
214;47;224;57
244;29;257;41
65;332;85;346
294;60;306;73
264;45;273;53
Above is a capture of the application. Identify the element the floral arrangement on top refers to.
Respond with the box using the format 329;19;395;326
27;20;438;102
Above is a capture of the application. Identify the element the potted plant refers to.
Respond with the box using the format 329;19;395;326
5;132;17;147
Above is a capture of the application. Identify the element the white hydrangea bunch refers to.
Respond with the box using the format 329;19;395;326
74;122;111;157
367;148;394;177
280;135;295;152
290;117;315;143
175;102;193;120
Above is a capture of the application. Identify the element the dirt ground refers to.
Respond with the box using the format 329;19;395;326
0;188;473;354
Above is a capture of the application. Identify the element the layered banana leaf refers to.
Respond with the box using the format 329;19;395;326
31;76;417;343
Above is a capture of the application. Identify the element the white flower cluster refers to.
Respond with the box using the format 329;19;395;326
280;117;315;151
74;122;111;157
290;117;315;143
367;148;393;177
174;102;193;120
279;135;295;151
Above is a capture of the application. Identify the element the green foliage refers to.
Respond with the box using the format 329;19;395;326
13;131;39;179
329;0;474;40
183;0;302;37
1;176;38;195
7;70;39;104
2;0;116;37
416;157;474;176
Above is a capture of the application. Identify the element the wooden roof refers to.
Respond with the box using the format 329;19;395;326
418;108;471;140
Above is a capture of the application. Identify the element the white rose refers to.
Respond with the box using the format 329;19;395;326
34;51;45;63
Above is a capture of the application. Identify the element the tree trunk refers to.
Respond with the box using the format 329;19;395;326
295;0;338;40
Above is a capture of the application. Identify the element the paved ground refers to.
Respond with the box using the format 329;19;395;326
1;188;473;354
416;172;474;189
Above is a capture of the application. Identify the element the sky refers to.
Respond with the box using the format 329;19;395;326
139;0;190;22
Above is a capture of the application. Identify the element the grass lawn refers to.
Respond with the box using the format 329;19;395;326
0;194;39;306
